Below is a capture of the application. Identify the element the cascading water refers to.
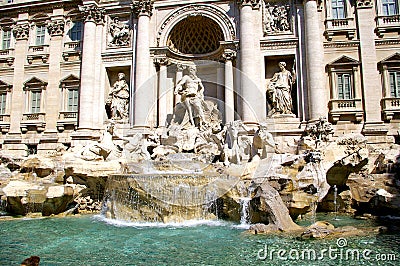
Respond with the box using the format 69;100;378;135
101;173;239;223
333;185;338;220
239;197;251;226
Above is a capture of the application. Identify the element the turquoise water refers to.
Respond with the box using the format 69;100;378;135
0;215;399;266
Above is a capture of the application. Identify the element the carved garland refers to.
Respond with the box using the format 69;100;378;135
157;4;236;46
78;5;106;24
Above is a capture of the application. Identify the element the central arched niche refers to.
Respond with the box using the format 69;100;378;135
166;15;224;55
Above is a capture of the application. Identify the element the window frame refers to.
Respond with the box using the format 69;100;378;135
331;0;346;19
35;24;46;46
382;0;399;16
337;72;353;100
389;70;400;97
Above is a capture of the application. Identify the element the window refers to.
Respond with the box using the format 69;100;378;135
2;30;11;50
337;73;352;99
382;0;399;15
35;25;46;45
31;91;41;113
332;0;346;19
67;88;78;111
0;92;6;114
389;71;400;97
69;21;82;41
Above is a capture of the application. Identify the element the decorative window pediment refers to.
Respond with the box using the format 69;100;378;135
60;74;80;87
0;80;12;92
23;77;47;90
327;55;360;67
378;53;400;67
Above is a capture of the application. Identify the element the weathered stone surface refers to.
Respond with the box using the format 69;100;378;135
250;181;301;231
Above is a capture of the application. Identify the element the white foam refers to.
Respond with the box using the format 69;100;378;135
93;215;229;228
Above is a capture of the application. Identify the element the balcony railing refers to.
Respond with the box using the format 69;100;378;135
0;114;10;123
381;97;400;121
329;98;363;123
20;113;46;133
376;15;400;37
324;17;356;40
0;114;10;133
64;41;82;52
0;48;15;66
62;41;82;61
27;45;49;64
57;111;78;131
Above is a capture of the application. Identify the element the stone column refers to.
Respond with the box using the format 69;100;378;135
78;5;105;130
222;50;237;123
46;15;65;134
238;0;265;123
132;0;154;128
355;0;387;137
154;57;169;127
93;20;105;129
304;0;327;120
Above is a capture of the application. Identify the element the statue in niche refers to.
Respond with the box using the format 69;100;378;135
263;2;291;35
109;17;130;46
266;61;295;115
106;72;129;121
174;65;208;130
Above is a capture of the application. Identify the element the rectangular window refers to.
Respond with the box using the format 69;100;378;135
70;21;82;41
332;0;346;19
389;71;400;97
35;25;46;45
0;92;6;114
337;73;352;99
2;30;11;50
382;0;398;16
31;91;41;113
67;89;78;111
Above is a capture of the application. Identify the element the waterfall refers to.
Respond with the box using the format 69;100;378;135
101;174;239;223
239;197;251;226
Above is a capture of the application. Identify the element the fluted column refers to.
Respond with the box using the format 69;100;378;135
304;0;327;120
222;50;237;123
154;57;169;127
132;0;154;128
238;0;265;123
78;5;105;130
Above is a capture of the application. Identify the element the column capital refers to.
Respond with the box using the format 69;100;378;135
221;49;237;62
153;56;169;67
47;19;65;37
355;0;373;9
132;0;154;17
11;23;29;40
79;5;106;24
237;0;261;10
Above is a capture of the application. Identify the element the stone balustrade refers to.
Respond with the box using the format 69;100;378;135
381;97;400;121
329;98;363;123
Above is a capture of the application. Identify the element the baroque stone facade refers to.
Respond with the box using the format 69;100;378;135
0;0;399;155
